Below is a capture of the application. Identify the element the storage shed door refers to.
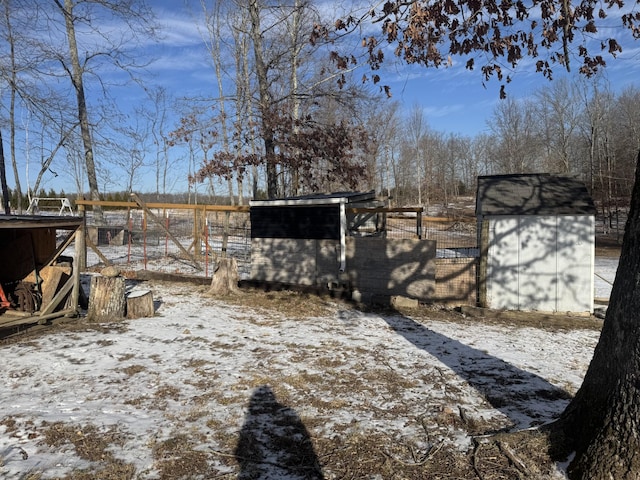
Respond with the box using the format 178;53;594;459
486;215;594;312
556;215;594;312
486;217;519;310
517;216;558;311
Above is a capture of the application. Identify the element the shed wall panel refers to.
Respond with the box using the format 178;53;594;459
250;237;437;302
250;238;318;285
250;206;340;239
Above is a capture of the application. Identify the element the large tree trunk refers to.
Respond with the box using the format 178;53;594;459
560;149;640;479
4;2;22;214
87;274;126;322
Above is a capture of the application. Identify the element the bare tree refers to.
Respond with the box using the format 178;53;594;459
110;110;151;194
360;100;401;198
534;79;582;173
405;104;428;206
199;0;236;204
28;120;77;198
488;98;542;173
0;129;10;213
144;87;173;200
51;0;156;222
247;0;278;198
611;86;640;196
576;77;618;233
1;0;22;212
186;0;374;200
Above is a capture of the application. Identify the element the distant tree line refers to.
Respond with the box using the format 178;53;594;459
378;78;639;228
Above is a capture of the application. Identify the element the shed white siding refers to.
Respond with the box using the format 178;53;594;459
486;214;594;312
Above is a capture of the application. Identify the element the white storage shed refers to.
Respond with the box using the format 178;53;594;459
476;174;596;313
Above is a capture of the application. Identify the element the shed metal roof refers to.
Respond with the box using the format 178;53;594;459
0;215;83;229
476;174;596;216
250;190;377;207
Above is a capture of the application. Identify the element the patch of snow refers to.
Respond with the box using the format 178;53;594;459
0;281;600;479
594;257;618;299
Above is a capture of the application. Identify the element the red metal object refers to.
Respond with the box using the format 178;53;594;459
0;284;12;309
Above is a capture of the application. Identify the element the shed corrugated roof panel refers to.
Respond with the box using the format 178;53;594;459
476;174;596;216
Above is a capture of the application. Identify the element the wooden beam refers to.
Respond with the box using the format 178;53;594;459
42;228;77;268
348;207;423;214
75;199;250;212
39;274;74;317
0;309;76;329
85;233;112;266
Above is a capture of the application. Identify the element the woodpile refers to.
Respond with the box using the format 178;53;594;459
87;267;156;321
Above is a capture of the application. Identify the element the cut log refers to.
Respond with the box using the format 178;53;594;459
25;265;71;311
207;257;240;296
87;275;126;322
126;290;154;319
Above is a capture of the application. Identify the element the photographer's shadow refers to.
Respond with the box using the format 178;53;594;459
235;385;324;479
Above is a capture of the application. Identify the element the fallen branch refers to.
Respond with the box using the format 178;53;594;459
497;440;530;476
471;438;485;480
381;440;445;467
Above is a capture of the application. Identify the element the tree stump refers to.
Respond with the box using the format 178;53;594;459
87;275;126;322
207;257;240;296
126;290;154;318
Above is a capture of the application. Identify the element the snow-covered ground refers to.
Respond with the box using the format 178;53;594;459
594;256;618;299
1;279;604;479
0;249;619;478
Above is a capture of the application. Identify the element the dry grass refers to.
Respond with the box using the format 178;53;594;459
0;287;585;479
37;422;136;480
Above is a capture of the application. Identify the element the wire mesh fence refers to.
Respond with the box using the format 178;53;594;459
80;203;251;278
77;201;478;303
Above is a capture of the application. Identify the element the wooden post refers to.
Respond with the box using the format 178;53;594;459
143;211;147;270
205;216;209;276
77;203;87;271
70;229;81;315
87;270;126;322
222;211;231;258
194;207;201;260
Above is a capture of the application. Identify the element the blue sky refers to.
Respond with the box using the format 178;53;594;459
142;1;640;133
18;0;640;195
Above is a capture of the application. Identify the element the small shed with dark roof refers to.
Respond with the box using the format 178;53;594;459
476;174;596;313
249;191;436;303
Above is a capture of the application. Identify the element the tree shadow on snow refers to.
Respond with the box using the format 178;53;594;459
382;313;572;430
235;385;324;479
